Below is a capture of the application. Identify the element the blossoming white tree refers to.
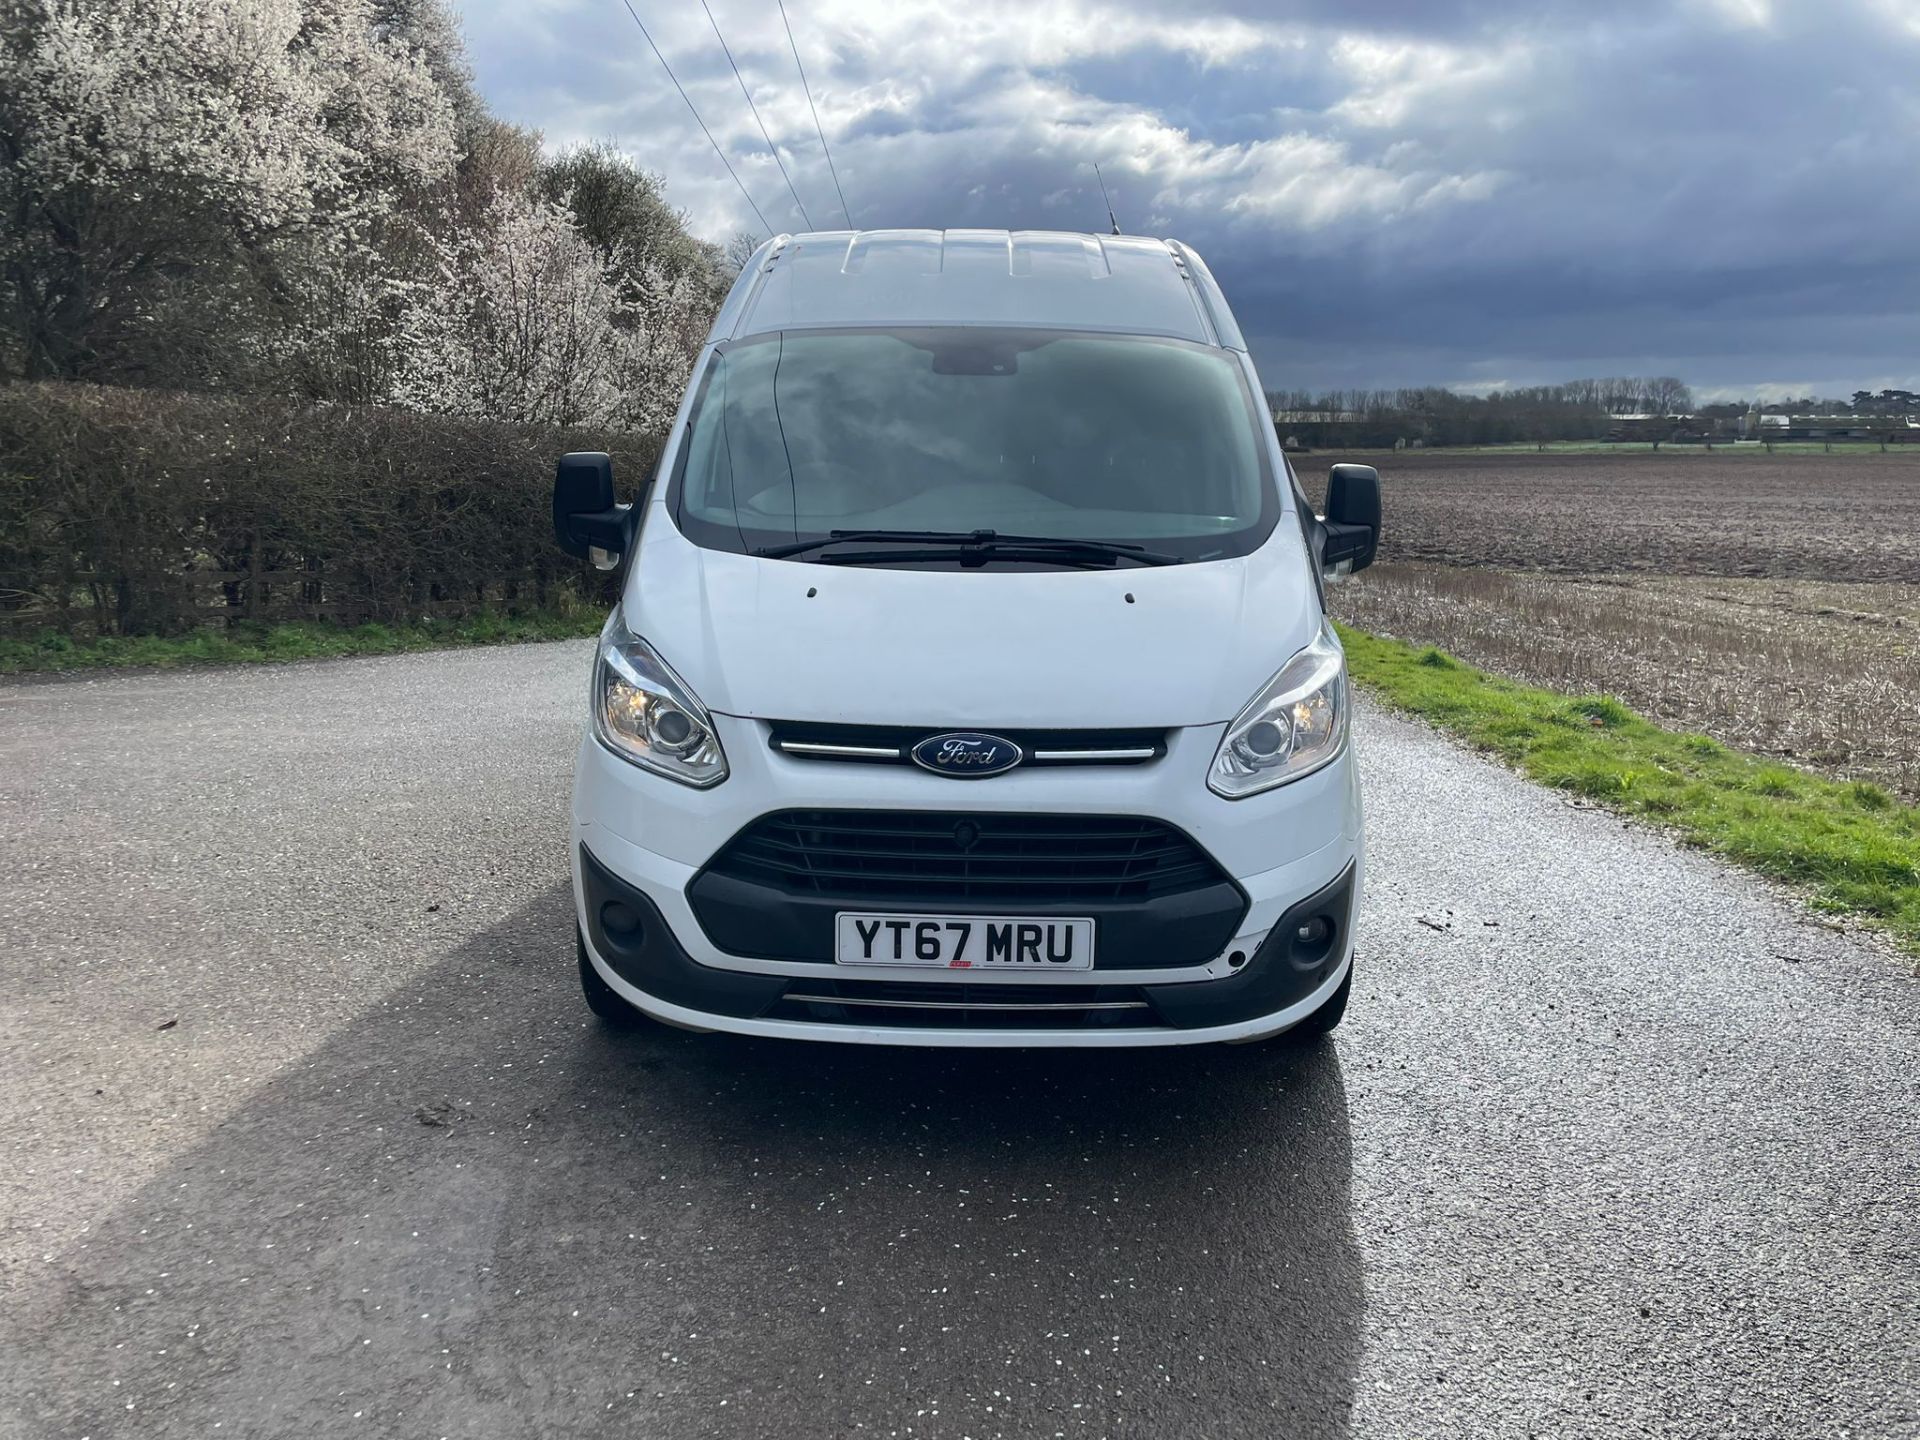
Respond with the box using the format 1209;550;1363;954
391;188;618;427
388;184;710;431
0;0;454;384
0;0;721;428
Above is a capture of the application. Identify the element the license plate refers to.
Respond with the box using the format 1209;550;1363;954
834;912;1095;970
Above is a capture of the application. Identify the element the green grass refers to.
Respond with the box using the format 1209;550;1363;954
0;606;607;675
1337;623;1920;955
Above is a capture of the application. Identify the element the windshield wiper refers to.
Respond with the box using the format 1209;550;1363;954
818;540;1182;569
755;528;993;558
754;529;1180;566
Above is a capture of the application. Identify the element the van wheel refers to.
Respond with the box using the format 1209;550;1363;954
578;927;645;1029
1291;958;1353;1040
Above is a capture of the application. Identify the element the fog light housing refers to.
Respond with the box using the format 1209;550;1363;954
600;901;643;941
1288;912;1338;971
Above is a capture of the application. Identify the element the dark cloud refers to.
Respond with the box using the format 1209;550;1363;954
456;0;1920;396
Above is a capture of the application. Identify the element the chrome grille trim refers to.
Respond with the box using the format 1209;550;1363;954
777;741;902;759
1029;747;1159;763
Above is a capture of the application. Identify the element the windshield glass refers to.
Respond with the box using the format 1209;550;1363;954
670;327;1278;564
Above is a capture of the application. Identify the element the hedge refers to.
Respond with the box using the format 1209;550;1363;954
0;382;662;636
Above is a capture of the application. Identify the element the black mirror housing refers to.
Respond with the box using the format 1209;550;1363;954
1321;463;1381;573
552;452;632;566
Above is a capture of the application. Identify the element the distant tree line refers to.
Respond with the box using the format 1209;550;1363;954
1269;378;1919;448
1267;377;1695;449
1846;389;1920;415
0;0;734;430
1732;391;1918;415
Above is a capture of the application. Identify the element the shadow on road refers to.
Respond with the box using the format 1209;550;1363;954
9;884;1362;1439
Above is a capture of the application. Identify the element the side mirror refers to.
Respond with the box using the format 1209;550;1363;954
1319;463;1380;575
552;452;632;570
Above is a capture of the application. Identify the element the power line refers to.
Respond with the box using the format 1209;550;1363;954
778;0;851;228
700;0;811;230
616;0;772;236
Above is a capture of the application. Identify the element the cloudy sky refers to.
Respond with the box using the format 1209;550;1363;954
455;0;1918;399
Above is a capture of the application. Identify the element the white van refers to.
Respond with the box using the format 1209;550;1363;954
553;230;1380;1047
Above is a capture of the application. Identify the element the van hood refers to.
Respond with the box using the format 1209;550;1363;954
622;521;1323;729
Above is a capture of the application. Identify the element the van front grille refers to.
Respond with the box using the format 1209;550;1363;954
702;810;1225;905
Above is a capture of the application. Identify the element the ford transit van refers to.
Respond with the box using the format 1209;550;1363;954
554;229;1380;1047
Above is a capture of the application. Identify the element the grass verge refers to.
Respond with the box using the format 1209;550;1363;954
0;607;607;675
1337;623;1920;956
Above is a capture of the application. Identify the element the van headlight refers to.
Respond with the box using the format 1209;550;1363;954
593;610;728;788
1208;622;1348;798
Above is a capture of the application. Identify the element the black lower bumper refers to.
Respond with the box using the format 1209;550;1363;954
579;844;1355;1033
1140;862;1355;1028
580;846;788;1019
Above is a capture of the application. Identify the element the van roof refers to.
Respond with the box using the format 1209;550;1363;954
712;229;1246;352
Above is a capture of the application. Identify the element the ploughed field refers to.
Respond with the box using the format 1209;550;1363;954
1307;449;1920;799
1305;447;1920;582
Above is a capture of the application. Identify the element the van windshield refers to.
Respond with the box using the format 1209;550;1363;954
670;327;1278;565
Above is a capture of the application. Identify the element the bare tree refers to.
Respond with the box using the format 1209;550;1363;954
1644;376;1694;415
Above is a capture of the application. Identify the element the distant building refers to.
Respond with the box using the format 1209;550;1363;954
1741;409;1918;441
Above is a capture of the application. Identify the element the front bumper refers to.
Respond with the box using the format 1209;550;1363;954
570;713;1364;1048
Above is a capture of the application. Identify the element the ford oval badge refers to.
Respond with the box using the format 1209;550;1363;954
910;732;1024;779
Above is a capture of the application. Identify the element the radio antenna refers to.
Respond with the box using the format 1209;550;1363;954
1093;163;1121;235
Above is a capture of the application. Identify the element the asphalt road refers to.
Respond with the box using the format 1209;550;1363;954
2;640;1915;1439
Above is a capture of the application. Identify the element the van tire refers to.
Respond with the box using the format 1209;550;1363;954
578;927;646;1029
1290;957;1353;1039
